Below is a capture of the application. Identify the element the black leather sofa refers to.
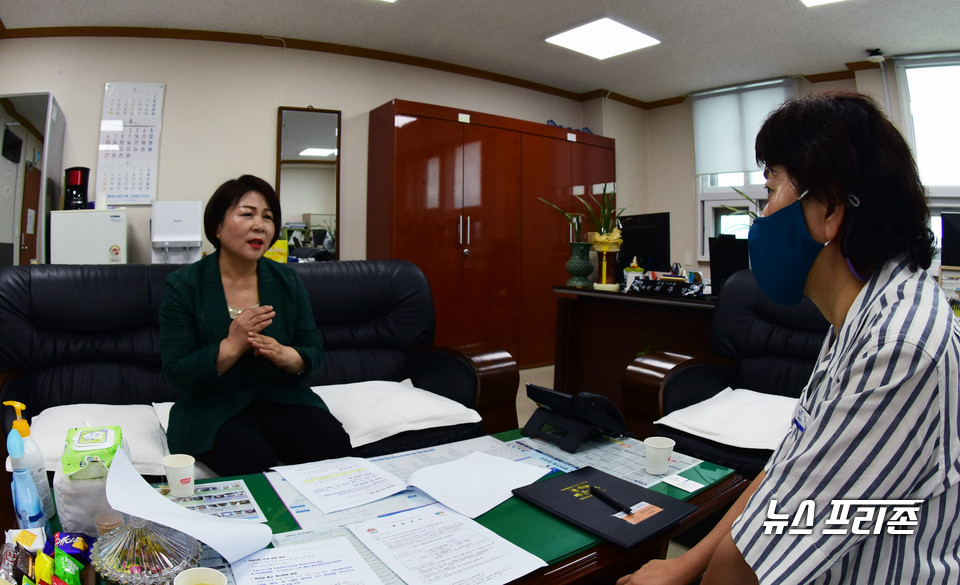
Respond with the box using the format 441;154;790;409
622;269;829;479
0;259;519;459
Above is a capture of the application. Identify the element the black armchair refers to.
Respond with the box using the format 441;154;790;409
622;269;829;478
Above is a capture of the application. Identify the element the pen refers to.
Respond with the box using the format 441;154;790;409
589;485;634;515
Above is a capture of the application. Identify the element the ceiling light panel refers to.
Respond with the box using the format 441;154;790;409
546;18;660;60
800;0;851;6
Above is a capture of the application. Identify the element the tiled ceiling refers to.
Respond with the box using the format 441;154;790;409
1;0;958;103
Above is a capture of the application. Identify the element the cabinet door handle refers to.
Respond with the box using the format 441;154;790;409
458;215;463;245
466;216;471;245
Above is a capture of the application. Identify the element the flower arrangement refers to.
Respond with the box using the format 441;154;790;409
577;183;627;236
538;198;585;242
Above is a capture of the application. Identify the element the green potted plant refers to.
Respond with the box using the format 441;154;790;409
577;184;628;291
539;198;592;288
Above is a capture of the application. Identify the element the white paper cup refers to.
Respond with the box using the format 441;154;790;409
174;567;227;585
94;193;108;210
644;437;676;475
162;454;196;497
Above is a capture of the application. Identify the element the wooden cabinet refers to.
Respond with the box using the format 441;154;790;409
368;100;614;367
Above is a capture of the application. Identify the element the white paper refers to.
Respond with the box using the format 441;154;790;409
370;436;537;483
105;449;272;564
231;538;384;585
407;452;549;518
271;527;403;585
272;457;407;514
158;478;268;522
349;503;546;585
511;436;700;488
265;471;437;531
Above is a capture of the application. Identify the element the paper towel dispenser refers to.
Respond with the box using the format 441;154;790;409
151;201;202;264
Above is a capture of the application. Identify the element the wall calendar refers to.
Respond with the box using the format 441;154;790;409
96;82;165;205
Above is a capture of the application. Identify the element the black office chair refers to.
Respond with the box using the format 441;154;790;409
623;269;829;479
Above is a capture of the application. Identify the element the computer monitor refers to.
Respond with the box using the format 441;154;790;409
709;235;750;298
941;212;960;267
617;212;671;281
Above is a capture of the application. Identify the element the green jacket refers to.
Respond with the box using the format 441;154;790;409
159;252;326;455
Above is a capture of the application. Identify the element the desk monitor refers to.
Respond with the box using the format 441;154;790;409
709;235;749;298
942;212;960;267
618;212;671;282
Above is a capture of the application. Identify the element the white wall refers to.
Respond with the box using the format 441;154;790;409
0;36;633;262
0;36;898;271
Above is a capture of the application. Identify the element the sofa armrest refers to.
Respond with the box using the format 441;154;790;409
659;362;738;414
407;346;519;435
622;352;735;439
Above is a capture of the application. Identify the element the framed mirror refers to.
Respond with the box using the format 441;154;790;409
276;107;340;260
0;92;65;266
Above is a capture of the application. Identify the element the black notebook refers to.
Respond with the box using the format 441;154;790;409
512;466;697;548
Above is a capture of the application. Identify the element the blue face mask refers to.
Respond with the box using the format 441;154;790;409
747;191;825;305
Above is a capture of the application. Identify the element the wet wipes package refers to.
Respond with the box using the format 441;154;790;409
61;427;123;480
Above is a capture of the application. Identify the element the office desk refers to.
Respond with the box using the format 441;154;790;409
553;287;715;435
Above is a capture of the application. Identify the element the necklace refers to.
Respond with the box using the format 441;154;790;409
228;304;259;320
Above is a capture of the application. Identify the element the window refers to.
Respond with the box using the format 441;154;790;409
692;79;796;259
896;54;960;272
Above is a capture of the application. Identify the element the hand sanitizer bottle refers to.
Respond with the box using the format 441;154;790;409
4;401;55;519
7;430;49;533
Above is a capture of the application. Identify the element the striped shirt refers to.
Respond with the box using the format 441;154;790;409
731;256;960;584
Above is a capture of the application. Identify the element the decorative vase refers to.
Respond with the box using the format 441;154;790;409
565;242;593;288
594;250;619;290
591;231;623;292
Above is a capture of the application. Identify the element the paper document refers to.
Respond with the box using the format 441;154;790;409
105;449;272;564
231;537;384;585
349;503;546;585
512;436;700;488
157;478;267;522
266;470;437;531
273;457;407;514
406;452;549;518
370;436;555;483
271;527;403;585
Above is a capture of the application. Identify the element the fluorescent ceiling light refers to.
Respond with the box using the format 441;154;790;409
800;0;851;6
546;17;659;60
299;148;337;157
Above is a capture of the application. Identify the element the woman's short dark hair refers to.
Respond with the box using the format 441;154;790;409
755;91;936;275
203;175;282;249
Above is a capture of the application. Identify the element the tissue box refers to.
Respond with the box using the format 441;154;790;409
61;426;123;480
55;426;124;534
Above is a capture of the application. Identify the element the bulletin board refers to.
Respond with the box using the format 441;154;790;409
95;82;165;205
940;266;960;318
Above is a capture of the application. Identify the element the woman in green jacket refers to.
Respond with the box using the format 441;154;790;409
159;175;351;476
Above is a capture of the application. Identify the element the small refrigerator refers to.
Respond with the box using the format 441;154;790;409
50;209;128;264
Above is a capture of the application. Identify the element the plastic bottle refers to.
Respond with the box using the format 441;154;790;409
7;429;49;533
4;401;56;519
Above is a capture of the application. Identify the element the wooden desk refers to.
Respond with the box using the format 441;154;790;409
553;287;715;425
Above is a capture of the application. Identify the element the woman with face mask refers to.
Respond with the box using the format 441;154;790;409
618;92;959;584
159;175;352;476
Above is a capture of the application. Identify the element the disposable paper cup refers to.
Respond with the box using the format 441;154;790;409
162;454;196;497
174;567;227;585
95;193;108;210
644;437;676;475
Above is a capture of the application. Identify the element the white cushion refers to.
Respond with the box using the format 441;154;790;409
654;387;798;450
29;404;169;476
312;379;482;447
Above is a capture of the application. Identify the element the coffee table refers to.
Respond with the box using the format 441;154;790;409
237;435;748;585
